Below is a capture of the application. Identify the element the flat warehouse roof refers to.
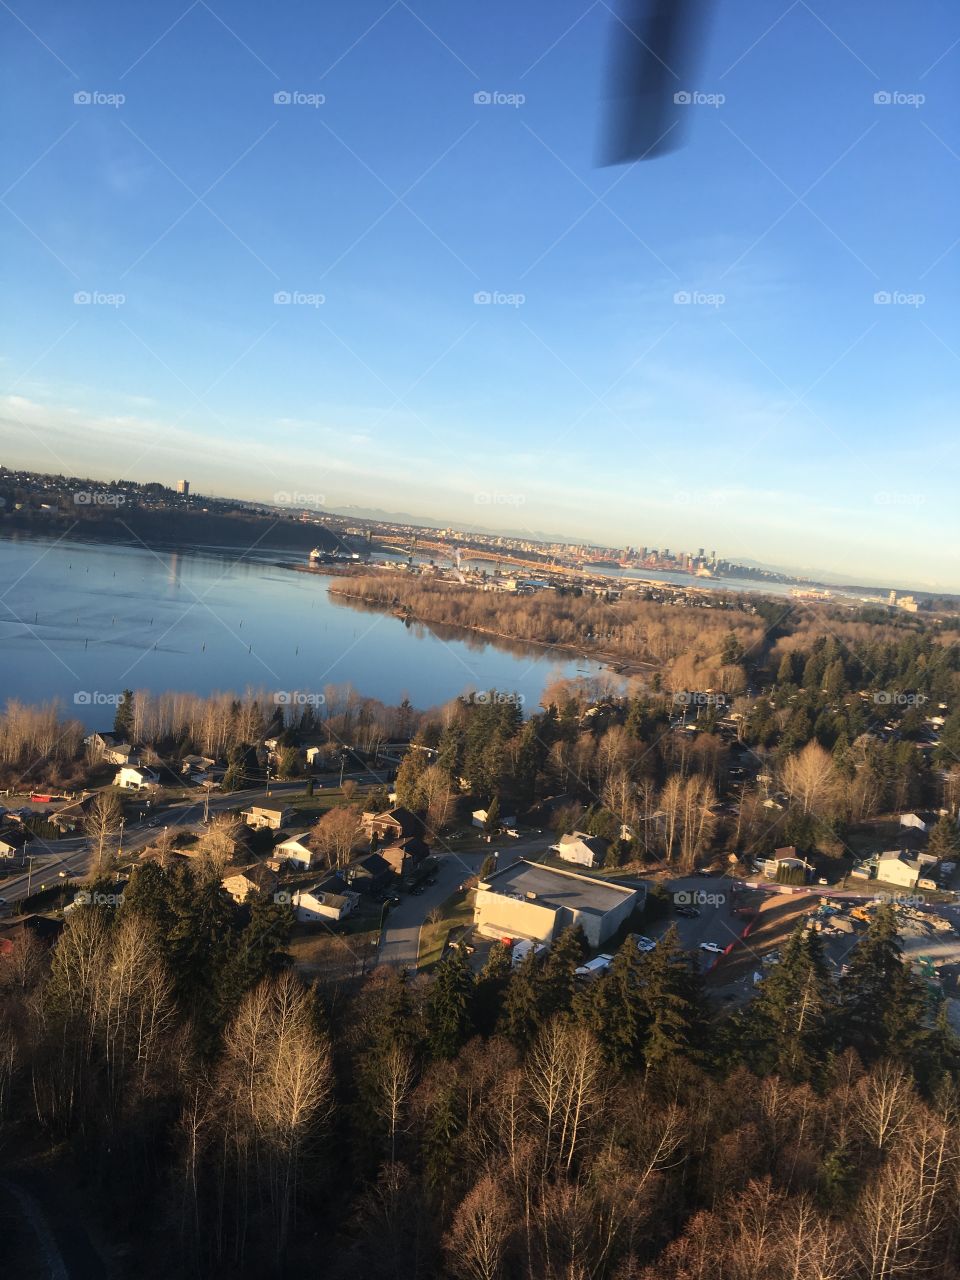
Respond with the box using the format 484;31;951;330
480;860;637;917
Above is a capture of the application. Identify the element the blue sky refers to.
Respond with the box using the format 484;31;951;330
1;0;959;588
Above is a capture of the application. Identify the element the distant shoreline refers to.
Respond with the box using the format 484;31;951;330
0;511;341;558
328;586;658;681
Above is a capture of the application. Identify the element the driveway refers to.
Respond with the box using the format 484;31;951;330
378;849;486;970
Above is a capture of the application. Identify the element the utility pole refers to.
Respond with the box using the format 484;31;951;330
118;817;125;861
26;855;34;898
203;788;210;823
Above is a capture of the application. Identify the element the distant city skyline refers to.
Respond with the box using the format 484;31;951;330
2;461;953;596
2;1;959;588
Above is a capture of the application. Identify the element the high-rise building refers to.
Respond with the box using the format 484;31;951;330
177;480;190;496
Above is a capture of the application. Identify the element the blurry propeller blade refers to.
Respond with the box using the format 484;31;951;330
600;0;714;164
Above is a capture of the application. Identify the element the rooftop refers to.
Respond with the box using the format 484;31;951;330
479;859;636;917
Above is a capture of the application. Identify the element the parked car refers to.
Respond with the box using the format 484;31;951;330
636;935;657;953
699;941;724;955
674;905;701;918
695;868;714;877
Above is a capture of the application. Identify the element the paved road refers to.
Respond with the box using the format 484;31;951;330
377;832;550;969
0;777;365;903
0;768;394;925
377;851;486;970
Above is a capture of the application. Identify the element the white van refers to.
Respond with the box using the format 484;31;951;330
510;939;547;970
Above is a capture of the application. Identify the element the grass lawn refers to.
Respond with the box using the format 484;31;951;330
417;888;476;969
283;784;379;820
287;927;379;981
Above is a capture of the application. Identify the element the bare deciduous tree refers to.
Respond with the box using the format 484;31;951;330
444;1172;513;1280
372;1043;417;1162
781;742;837;818
310;805;363;870
83;790;124;874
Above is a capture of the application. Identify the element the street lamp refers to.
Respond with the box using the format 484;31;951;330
378;897;389;936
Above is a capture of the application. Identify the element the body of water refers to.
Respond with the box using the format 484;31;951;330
0;534;613;726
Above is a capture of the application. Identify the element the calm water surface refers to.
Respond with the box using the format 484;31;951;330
0;535;611;725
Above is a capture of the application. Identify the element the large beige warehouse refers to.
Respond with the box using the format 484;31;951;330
473;859;642;949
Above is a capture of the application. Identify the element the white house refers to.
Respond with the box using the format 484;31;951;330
242;805;294;831
292;881;359;923
761;847;814;880
114;765;160;791
900;813;929;834
877;849;938;889
274;831;317;870
552;831;609;869
472;808;517;830
0;828;31;859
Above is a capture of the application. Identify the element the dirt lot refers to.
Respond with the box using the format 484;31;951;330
710;891;817;993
